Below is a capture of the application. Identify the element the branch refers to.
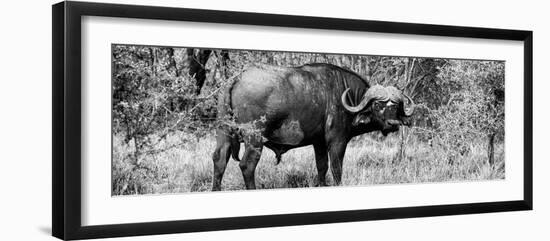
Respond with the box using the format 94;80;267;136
157;70;244;140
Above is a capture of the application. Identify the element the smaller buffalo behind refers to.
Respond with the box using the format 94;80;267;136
211;63;415;190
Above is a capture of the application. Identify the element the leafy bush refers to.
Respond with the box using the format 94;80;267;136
430;60;504;163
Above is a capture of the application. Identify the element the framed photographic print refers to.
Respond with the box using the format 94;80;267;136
52;1;533;240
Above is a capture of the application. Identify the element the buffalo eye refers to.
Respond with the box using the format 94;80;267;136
372;102;382;110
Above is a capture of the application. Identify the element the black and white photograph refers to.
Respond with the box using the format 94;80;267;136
2;0;546;240
112;45;505;195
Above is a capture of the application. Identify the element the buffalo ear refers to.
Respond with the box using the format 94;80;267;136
352;114;371;126
400;116;412;126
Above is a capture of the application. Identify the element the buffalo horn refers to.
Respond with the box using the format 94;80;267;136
341;88;369;113
403;93;416;117
341;85;388;113
385;86;416;117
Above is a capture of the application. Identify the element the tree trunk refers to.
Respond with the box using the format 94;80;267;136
396;57;415;162
184;48;212;95
148;47;157;77
219;50;230;80
167;48;180;77
487;132;496;166
397;127;407;163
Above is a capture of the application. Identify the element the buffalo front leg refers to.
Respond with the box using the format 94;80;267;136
313;142;329;186
211;133;232;191
328;141;347;185
239;137;263;190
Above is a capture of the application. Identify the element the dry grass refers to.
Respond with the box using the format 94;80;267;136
112;131;504;195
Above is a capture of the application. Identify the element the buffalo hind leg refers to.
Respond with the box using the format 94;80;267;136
328;141;347;185
239;136;263;190
313;142;329;186
211;131;232;191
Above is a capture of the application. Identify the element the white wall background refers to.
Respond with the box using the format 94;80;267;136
0;0;547;240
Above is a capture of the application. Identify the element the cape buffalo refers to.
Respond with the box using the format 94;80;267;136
211;63;415;190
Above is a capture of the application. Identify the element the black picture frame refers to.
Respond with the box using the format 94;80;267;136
52;1;533;240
